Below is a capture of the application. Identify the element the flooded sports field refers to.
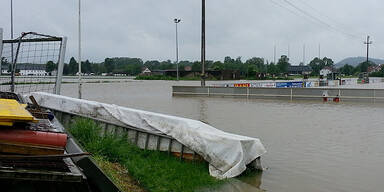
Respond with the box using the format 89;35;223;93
62;80;384;192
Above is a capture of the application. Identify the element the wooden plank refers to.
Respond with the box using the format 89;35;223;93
0;142;64;155
144;133;149;150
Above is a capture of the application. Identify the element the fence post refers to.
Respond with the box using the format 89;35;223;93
55;37;67;95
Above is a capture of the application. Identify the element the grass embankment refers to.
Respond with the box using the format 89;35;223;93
69;118;221;192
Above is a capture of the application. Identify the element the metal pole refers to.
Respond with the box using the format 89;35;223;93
318;43;321;59
10;0;14;76
201;0;206;87
55;37;67;95
0;29;3;76
174;18;181;81
303;44;306;65
78;0;82;99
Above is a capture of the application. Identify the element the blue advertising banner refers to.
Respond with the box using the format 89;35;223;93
276;82;303;88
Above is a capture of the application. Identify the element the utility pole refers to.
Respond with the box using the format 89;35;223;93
201;0;206;87
78;0;82;99
318;44;321;59
364;36;372;64
174;18;181;81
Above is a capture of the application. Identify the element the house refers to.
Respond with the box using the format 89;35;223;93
1;63;47;76
320;66;334;77
287;66;313;75
140;67;152;76
367;65;383;73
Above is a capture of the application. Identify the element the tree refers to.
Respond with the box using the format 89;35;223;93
355;61;375;73
309;57;325;75
82;60;92;74
68;57;78;75
322;57;334;67
104;58;114;73
267;63;278;74
276;55;290;73
339;64;354;76
45;61;56;73
245;57;265;77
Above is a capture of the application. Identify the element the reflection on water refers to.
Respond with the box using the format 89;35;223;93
198;98;208;124
200;172;264;192
61;80;384;192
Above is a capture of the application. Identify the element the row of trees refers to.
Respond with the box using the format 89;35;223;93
339;61;384;77
60;55;293;76
4;55;382;77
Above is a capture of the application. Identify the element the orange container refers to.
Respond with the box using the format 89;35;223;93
0;130;67;148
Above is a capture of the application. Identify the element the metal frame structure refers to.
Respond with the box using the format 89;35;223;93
0;30;67;95
0;28;3;74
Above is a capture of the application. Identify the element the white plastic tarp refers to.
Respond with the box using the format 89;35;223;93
27;92;266;179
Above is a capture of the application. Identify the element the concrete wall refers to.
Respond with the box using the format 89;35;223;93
173;86;384;103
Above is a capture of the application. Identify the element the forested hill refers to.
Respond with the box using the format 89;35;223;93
335;57;384;68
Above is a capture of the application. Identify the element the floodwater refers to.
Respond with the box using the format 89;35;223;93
62;80;384;192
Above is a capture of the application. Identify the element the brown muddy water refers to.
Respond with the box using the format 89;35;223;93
62;80;384;192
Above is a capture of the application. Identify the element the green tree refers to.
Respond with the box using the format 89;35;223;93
82;60;92;74
355;61;375;73
267;62;278;74
309;57;325;75
245;57;265;77
68;57;78;75
104;58;115;73
339;64;355;76
322;57;334;67
45;61;56;73
276;55;290;73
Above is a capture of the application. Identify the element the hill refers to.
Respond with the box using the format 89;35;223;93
335;57;384;68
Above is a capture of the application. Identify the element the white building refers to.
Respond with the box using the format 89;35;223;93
1;63;47;76
320;67;333;77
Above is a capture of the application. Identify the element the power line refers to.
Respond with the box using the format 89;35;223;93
268;0;362;41
294;0;365;39
280;0;361;40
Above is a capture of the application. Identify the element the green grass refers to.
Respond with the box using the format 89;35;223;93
69;118;222;192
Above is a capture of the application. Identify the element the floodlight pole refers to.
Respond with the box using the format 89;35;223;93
174;18;181;81
78;0;82;99
201;0;206;87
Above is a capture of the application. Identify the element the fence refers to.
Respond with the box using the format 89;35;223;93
0;28;67;95
173;86;384;103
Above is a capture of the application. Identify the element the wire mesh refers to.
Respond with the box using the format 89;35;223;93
1;32;63;94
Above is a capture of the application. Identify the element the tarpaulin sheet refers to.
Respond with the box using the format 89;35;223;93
27;92;266;179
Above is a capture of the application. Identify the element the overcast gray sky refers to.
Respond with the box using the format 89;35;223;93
0;0;383;64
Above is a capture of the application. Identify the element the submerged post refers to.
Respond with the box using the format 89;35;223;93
201;0;206;87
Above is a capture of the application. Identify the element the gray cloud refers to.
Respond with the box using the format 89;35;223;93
0;0;383;64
